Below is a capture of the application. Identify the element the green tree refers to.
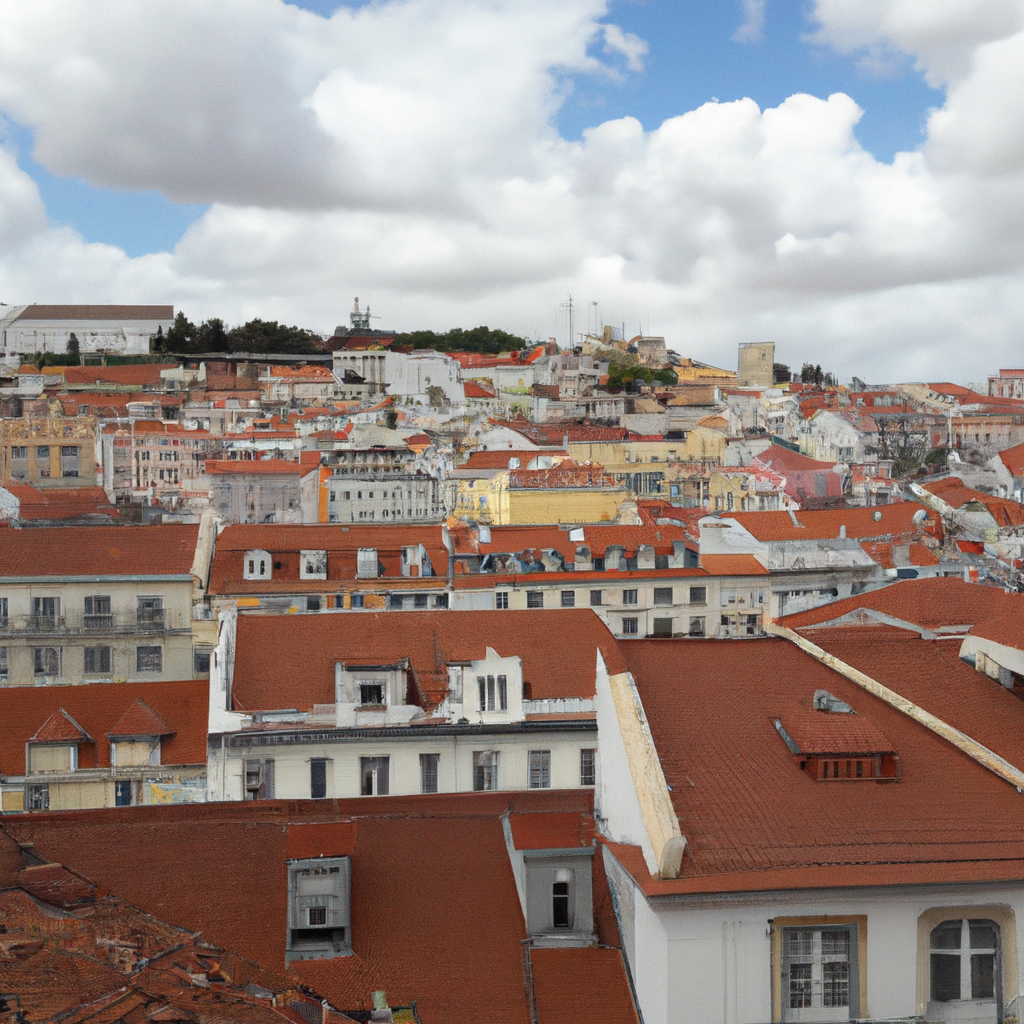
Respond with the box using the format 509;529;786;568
393;325;530;354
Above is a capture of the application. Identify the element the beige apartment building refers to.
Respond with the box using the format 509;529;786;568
0;522;215;686
0;415;97;489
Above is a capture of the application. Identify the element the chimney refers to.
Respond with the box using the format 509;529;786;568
839;524;846;539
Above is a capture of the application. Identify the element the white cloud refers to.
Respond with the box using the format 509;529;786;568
0;0;1023;381
733;0;766;45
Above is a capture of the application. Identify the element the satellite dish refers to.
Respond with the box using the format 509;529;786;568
912;508;929;524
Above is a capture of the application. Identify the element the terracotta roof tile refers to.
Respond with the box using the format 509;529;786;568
231;609;625;711
621;636;1024;889
699;554;768;575
31;708;93;743
0;680;208;774
531;948;640;1024
923;478;1024;528
108;698;173;738
18;304;173;322
0;523;199;578
2;792;623;1023
778;576;1020;630
723;501;934;541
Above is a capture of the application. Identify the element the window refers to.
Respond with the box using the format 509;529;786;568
413;593;428;609
652;618;673;638
592;557;605;571
60;445;80;477
529;750;551;789
782;925;857;1021
287;857;351;963
10;446;27;460
433;594;449;609
495;592;509;610
389;594;405;610
136;646;162;673
622;589;638;605
359;682;384;706
137;597;163;628
653;587;673;606
310;758;329;799
0;596;7;627
0;648;7;681
36;446;51;477
115;780;133;807
590;590;603;607
194;647;212;674
34;646;60;676
553;874;572;928
527;591;544;608
420;753;439;794
621;617;638;635
360;756;389;795
477;674;508;712
245;758;275;800
33;596;58;630
580;748;596;787
560;590;575;608
473;750;500;791
26;783;49;811
306;596;321;612
930;919;998;1004
299;549;327;580
689;586;707;605
350;593;365;609
243;550;272;580
83;645;111;674
84;595;112;629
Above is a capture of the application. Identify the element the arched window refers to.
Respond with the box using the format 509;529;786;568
930;919;998;1005
243;549;272;581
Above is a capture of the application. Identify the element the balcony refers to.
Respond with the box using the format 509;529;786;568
0;610;189;636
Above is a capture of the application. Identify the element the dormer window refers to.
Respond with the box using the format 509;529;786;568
300;550;327;580
774;690;899;782
552;871;573;928
359;682;384;706
478;674;508;712
356;548;379;578
286;857;351;962
244;550;272;580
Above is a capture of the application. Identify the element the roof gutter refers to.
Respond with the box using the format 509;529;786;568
766;622;1024;792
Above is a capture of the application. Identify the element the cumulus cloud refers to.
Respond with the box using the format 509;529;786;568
733;0;767;45
0;0;1023;381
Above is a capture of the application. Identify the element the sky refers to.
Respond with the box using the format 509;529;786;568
0;0;1023;383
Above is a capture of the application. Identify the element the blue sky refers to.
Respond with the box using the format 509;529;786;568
5;0;941;260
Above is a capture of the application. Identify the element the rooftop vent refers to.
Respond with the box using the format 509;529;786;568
812;689;854;714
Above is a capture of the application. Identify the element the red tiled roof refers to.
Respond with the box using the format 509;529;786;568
464;380;497;398
723;502;933;541
18;304;173;322
621;636;1024;891
801;628;1024;769
923;478;1024;528
969;606;1024;652
859;540;940;568
0;680;208;774
457;449;561;471
61;364;177;387
205;458;313;476
778;576;1021;630
779;701;896;755
2;791;632;1023
531;948;640;1024
510;811;594;850
0;523;199;578
209;524;449;593
31;709;92;743
699;554;769;575
108;698;173;738
1000;440;1024;476
3;485;120;521
751;444;837;472
231;609;625;711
